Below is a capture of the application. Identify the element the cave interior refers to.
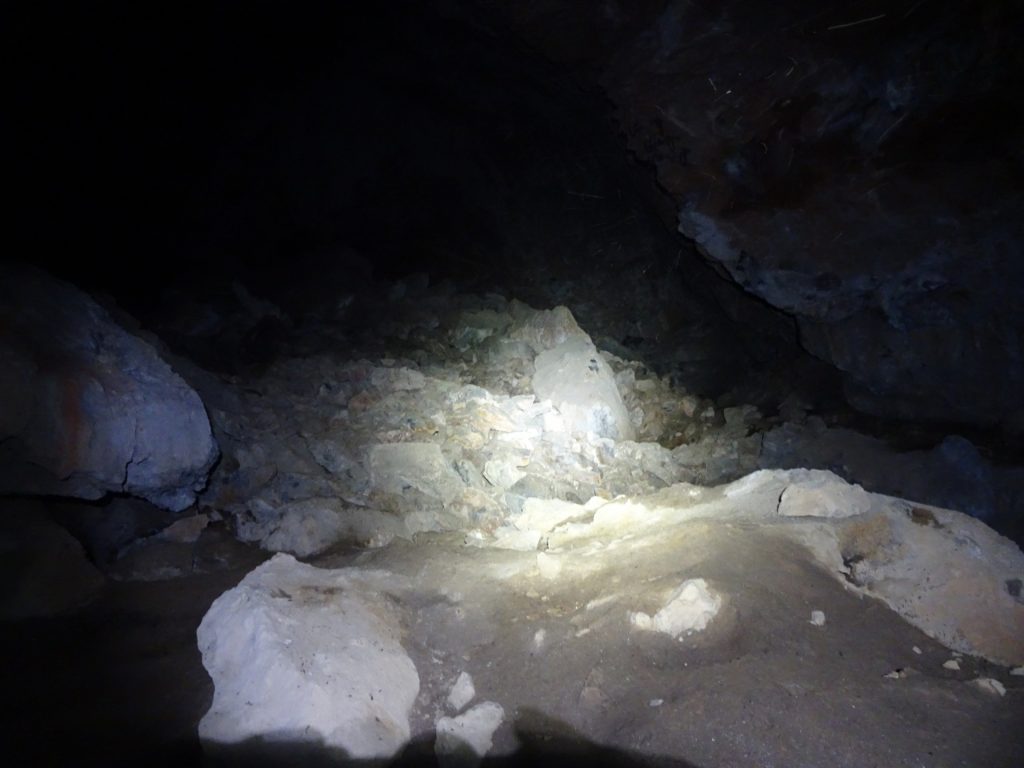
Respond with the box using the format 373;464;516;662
3;1;1024;766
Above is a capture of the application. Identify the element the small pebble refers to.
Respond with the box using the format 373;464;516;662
943;659;961;671
649;699;664;707
912;646;922;655
1010;666;1024;677
884;669;905;680
809;610;826;627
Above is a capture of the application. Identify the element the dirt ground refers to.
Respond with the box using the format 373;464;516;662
3;518;1021;768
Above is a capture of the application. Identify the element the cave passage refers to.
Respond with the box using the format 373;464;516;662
3;2;1024;767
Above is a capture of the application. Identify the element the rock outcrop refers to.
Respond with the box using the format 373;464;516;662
0;266;218;510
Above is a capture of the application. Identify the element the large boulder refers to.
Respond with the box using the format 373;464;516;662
0;266;218;510
532;337;635;441
197;553;420;760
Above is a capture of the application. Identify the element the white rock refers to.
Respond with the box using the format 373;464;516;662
368;442;463;505
435;701;505;767
912;646;922;654
777;470;873;518
489;526;542;551
447;672;476;712
649;698;664;707
810;610;826;627
631;578;721;638
512;497;588;533
261;499;346;557
370;366;425;391
532;337;635;441
197;554;419;759
943;659;961;671
536;552;563;580
971;677;1006;696
1011;666;1024;676
483;459;526;490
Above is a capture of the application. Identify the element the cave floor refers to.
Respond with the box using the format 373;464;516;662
4;520;1021;768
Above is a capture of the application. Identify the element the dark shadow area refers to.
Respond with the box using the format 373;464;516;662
200;708;699;768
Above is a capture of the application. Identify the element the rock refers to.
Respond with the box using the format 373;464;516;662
449;309;511;350
482;458;525;490
0;266;218;510
368;442;464;506
239;498;407;556
532;337;635;441
943;659;961;671
370;366;426;392
50;496;180;566
511;497;588;534
834;501;1024;666
810;610;826;627
434;701;505;767
630;578;721;638
260;499;347;557
536;552;563;580
971;678;1006;697
157;514;209;544
507;303;586;353
0;501;105;618
447;671;476;712
778;470;874;518
197;553;419;759
487;526;542;552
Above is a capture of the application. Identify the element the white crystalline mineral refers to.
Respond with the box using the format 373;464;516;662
631;578;721;638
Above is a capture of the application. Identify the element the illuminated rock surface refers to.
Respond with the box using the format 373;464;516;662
197;554;419;760
192;466;1023;764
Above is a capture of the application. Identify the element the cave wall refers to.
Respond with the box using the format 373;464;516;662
469;0;1024;431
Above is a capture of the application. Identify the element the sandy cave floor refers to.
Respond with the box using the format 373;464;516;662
3;520;1022;768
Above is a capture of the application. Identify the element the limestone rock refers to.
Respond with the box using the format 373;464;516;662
532;337;635;441
778;470;873;518
368;442;464;506
835;501;1024;666
197;553;419;759
0;266;218;510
